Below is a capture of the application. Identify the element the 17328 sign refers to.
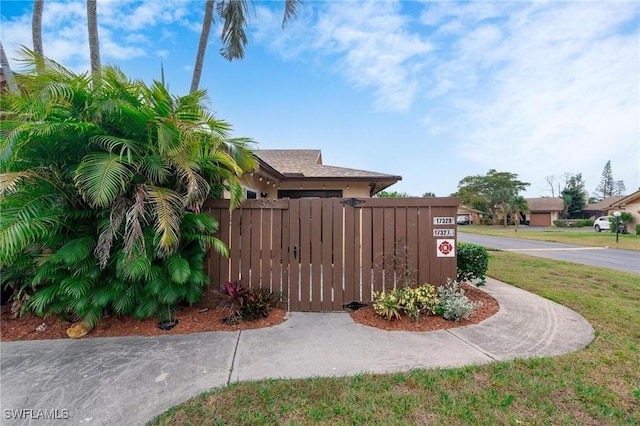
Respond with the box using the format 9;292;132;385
433;217;454;225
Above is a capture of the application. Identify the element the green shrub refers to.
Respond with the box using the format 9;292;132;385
372;284;439;321
0;52;256;326
576;219;594;227
457;243;489;286
553;219;578;227
241;288;276;321
636;224;640;235
436;279;482;321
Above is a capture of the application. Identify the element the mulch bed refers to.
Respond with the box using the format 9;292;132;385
0;284;498;341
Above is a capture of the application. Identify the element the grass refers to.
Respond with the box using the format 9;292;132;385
149;253;640;425
459;224;640;251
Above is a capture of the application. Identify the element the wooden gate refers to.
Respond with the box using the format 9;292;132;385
200;197;459;311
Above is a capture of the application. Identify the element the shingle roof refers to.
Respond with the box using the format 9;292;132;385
255;149;401;180
585;195;627;210
525;197;565;212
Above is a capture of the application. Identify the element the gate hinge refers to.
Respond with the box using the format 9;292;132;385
341;197;366;207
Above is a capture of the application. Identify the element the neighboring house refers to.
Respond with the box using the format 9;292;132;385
524;197;565;226
242;149;402;199
608;190;640;228
457;206;483;224
582;195;627;219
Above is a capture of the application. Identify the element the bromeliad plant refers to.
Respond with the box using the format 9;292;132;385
0;50;257;327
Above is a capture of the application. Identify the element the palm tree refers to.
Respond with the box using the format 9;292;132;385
0;42;19;93
1;51;257;326
190;0;302;92
32;0;44;65
500;195;528;228
87;0;101;79
191;0;215;94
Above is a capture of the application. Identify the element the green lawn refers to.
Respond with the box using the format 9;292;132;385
459;225;640;251
149;253;640;425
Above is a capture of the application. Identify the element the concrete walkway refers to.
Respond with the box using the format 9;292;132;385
0;278;594;425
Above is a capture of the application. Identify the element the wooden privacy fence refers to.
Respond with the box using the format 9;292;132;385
200;197;459;312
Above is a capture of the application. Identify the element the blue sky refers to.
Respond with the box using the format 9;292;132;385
2;0;639;198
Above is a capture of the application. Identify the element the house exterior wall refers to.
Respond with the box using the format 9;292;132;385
456;206;482;224
608;198;640;231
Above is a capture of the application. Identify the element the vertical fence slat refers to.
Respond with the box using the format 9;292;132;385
406;207;419;285
249;209;262;288
310;199;323;311
361;207;373;302
383;207;395;290
332;199;344;309
270;208;281;294
240;209;252;284
230;209;242;283
372;206;384;294
394;207;408;287
343;201;356;303
288;200;300;311
280;204;289;306
261;207;272;290
321;199;334;310
299;199;312;311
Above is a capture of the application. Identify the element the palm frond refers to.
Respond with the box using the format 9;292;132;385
146;185;184;254
75;152;134;208
139;155;172;185
217;0;250;61
0;171;34;195
282;0;302;27
165;254;191;285
50;236;96;266
124;184;148;255
90;135;143;163
95;196;128;269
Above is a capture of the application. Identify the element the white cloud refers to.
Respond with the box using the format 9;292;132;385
444;2;640;195
254;0;432;112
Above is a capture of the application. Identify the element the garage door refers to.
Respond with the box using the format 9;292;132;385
530;213;551;226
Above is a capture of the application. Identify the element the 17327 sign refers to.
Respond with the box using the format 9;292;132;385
433;217;454;225
433;229;455;237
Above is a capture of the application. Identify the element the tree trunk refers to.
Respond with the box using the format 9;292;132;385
32;0;44;68
0;42;19;93
87;0;101;80
191;0;214;93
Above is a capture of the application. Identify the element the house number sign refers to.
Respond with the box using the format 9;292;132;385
433;217;454;225
433;229;455;237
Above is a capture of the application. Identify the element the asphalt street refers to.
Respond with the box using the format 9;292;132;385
458;232;640;274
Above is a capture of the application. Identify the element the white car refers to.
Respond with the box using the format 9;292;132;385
593;216;612;232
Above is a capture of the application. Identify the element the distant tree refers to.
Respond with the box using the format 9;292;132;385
376;191;412;198
594;160;626;201
499;194;528;227
544;175;558;198
453;169;530;224
422;192;436;197
561;173;587;218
